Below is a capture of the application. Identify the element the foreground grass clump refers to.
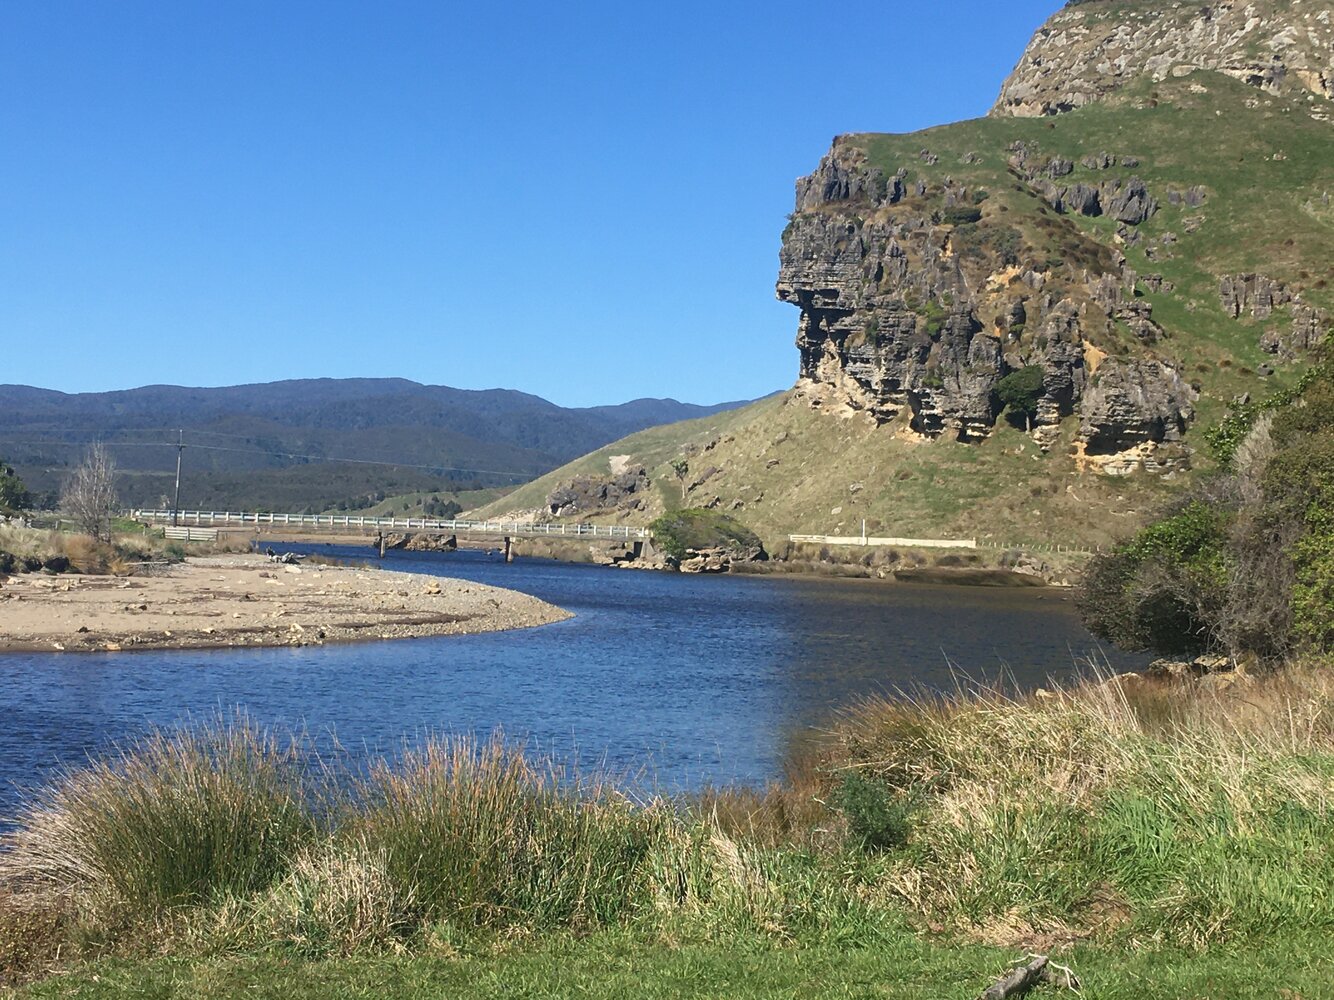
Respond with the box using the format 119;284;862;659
4;670;1334;990
0;720;313;926
832;667;1334;945
343;740;670;933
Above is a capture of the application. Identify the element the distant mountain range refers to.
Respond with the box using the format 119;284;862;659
0;379;758;511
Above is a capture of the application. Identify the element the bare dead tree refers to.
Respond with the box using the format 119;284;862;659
61;443;118;542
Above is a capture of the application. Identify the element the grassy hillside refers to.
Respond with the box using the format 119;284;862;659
480;71;1332;550
474;391;1182;550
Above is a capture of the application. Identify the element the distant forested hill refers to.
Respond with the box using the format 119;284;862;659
0;379;755;512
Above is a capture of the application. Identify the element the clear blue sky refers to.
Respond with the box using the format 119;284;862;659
1;1;1060;408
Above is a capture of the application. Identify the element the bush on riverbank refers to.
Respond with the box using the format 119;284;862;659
648;509;764;562
4;669;1334;983
0;524;187;576
1080;361;1334;662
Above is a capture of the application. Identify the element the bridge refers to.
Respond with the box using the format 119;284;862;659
130;509;651;560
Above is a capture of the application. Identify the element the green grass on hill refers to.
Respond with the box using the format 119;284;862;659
476;390;1181;551
327;486;514;518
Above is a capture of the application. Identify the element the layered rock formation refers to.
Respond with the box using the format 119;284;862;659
994;0;1334;118
1220;273;1329;357
776;139;1196;473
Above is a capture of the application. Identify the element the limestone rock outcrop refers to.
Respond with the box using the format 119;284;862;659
993;0;1334;118
546;467;650;517
776;137;1195;471
1079;359;1196;459
1220;274;1329;356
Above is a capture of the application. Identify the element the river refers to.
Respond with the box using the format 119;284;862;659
0;546;1147;811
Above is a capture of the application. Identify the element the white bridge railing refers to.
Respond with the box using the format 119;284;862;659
131;510;651;541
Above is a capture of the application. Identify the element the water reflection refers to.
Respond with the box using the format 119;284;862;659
0;547;1146;813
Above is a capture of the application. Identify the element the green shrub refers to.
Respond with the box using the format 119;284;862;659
940;206;982;225
0;461;30;513
994;365;1045;430
919;299;949;337
1205;361;1331;467
1078;500;1232;655
989;225;1024;266
1089;363;1334;660
649;509;764;563
835;773;916;852
1290;490;1334;652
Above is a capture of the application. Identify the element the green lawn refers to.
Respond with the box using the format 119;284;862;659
12;932;1330;999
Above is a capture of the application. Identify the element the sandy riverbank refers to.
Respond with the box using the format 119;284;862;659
0;554;571;653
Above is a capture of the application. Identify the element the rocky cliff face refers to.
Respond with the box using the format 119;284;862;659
776;139;1198;474
994;0;1334;118
773;0;1334;478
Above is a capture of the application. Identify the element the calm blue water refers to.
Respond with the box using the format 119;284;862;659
0;547;1146;813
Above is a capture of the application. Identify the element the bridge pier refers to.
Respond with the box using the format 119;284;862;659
503;536;512;563
377;532;386;559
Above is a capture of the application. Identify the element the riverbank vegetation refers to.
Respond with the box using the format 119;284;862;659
1080;361;1334;662
5;662;1333;995
648;509;765;563
0;523;191;577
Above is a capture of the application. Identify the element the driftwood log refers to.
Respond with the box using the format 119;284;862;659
977;954;1081;1000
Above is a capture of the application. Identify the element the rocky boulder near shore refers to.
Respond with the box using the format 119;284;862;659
545;467;650;518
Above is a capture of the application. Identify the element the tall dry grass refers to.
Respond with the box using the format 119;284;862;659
0;524;192;575
832;667;1334;944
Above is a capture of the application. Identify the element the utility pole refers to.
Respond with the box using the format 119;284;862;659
172;429;184;526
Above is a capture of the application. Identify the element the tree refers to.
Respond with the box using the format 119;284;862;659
1077;499;1232;656
994;366;1045;432
669;458;690;502
0;460;31;513
1079;362;1334;662
62;443;118;542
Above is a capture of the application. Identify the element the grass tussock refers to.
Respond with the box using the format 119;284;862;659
834;667;1334;945
346;738;669;932
3;669;1334;982
0;720;314;927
